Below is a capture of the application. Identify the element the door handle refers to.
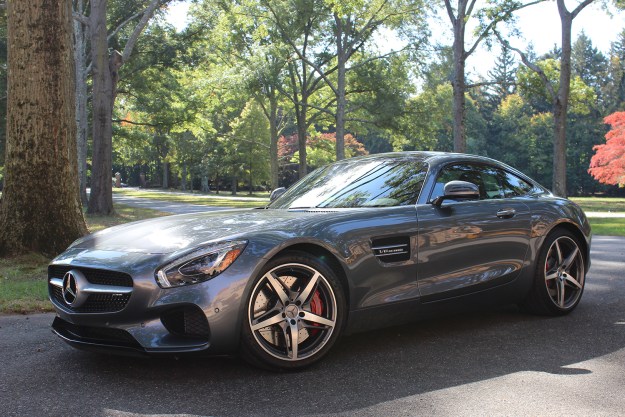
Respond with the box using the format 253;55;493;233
496;208;516;219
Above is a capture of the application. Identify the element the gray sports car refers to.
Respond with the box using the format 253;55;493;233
49;152;591;369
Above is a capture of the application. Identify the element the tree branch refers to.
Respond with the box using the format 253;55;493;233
570;0;595;19
73;12;90;27
107;10;143;42
465;0;545;59
121;0;165;63
495;30;556;100
444;0;457;24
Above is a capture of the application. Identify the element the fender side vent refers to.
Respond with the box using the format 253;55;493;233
371;236;411;263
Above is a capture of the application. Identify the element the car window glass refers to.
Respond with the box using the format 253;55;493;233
500;170;534;197
432;164;504;200
269;159;428;209
477;165;504;199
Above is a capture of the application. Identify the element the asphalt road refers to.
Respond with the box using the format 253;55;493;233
1;236;624;416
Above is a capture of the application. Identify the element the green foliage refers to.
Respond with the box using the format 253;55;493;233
291;132;368;168
517;59;597;114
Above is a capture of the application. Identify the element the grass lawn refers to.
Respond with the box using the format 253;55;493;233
570;197;625;213
588;218;625;236
0;204;169;314
114;188;269;208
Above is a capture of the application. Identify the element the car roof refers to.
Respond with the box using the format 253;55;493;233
348;151;505;166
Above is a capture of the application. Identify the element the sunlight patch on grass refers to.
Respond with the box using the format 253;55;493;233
113;188;269;208
571;197;625;213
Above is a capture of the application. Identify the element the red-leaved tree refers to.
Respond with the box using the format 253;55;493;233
589;112;625;186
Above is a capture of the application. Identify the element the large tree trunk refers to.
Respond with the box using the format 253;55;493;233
0;0;87;256
552;8;574;197
451;17;467;153
87;0;114;214
73;0;89;205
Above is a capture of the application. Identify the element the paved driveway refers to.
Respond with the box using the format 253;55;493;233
1;236;624;416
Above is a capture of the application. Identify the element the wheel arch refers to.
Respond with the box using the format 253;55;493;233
271;243;351;309
544;221;590;273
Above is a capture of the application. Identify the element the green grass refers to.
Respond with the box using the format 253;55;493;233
0;204;169;314
570;197;625;213
113;188;269;208
0;252;52;313
588;217;625;236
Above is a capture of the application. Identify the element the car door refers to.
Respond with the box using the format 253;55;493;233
416;163;532;300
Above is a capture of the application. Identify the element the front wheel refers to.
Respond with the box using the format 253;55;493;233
240;251;346;370
522;230;586;315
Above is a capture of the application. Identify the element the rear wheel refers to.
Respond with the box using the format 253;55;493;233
241;251;345;370
522;230;586;315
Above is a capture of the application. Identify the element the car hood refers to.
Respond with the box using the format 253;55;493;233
70;209;329;255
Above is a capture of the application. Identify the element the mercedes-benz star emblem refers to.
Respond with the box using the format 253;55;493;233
61;270;88;308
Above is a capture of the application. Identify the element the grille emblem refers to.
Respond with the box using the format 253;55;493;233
62;270;88;308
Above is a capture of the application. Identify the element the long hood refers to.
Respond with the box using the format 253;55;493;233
70;209;329;254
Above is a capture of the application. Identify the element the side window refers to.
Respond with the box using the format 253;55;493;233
432;163;504;201
477;166;504;199
499;170;534;197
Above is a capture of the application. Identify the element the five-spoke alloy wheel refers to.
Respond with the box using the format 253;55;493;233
241;251;345;370
523;230;586;315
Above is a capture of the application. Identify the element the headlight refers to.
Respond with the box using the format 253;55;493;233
155;240;247;288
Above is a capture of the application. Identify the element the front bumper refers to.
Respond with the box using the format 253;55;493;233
47;249;255;356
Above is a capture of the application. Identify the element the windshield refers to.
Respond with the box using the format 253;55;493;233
269;158;428;209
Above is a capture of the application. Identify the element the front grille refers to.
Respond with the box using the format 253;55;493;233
48;265;133;313
48;265;133;287
52;317;140;348
161;306;210;339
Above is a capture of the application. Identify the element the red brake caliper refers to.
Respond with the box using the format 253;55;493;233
308;290;324;336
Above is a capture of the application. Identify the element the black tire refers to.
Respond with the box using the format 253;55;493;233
240;250;346;371
521;229;586;316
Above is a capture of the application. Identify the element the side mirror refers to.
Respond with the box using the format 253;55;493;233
431;180;479;206
269;187;286;202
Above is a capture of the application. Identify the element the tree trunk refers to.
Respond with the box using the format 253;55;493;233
552;8;573;197
73;0;88;205
451;19;467;153
87;0;114;214
181;161;187;191
297;108;308;179
335;16;346;161
162;161;169;189
269;97;279;189
0;0;87;256
231;175;237;195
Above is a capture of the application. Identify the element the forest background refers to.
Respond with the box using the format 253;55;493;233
2;0;625;202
